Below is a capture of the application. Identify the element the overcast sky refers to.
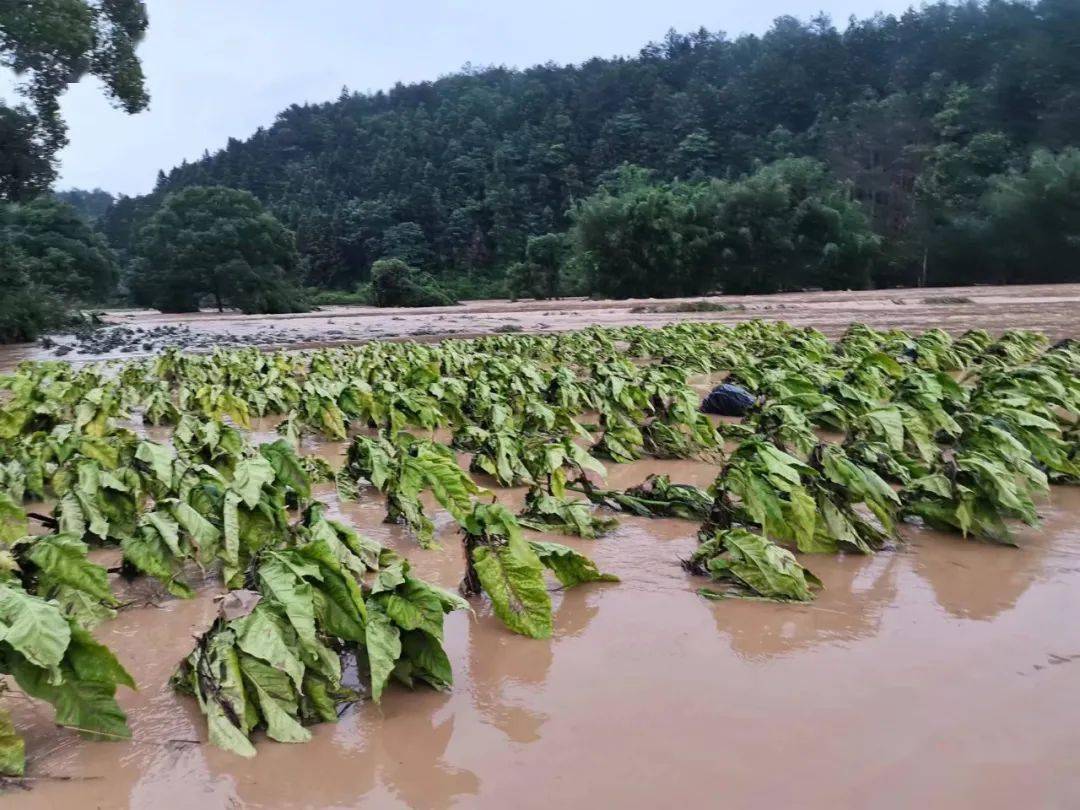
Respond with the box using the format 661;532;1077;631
3;0;921;196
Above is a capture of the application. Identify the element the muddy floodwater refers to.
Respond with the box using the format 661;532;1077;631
2;287;1080;809
6;460;1080;809
1;282;1079;368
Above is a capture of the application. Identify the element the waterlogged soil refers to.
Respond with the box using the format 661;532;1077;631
6;441;1080;809
2;282;1079;368
4;302;1080;808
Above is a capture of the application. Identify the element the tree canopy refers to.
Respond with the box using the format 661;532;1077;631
0;212;65;343
131;186;307;314
3;196;117;299
570;159;878;297
0;196;116;341
506;233;566;300
975;148;1080;285
370;258;456;308
0;0;149;159
97;0;1079;296
0;103;53;201
3;0;1080;342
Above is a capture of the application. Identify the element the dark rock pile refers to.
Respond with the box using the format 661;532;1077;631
40;324;345;357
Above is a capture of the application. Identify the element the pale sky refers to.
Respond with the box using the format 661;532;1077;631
2;0;921;196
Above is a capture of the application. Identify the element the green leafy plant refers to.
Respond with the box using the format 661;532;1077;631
174;509;468;757
686;528;822;601
517;487;618;538
459;503;616;638
0;579;134;776
346;433;485;548
573;474;712;520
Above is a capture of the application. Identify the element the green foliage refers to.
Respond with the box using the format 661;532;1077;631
505;233;565;300
370;258;456;308
570;159;878;296
305;285;373;307
0;269;66;344
689;528;822;601
0;197;116;343
2;197;119;300
54;189;115;222
0;580;134;774
569;166;725;298
460;502;616;638
132;186;307;314
975;148;1080;284
0;312;1076;765
901;451;1044;545
0;0;149;195
100;2;1080;294
517;487;618;539
717;159;881;293
168;500;470;757
347;433;485;548
576;474;712;521
0;104;54;202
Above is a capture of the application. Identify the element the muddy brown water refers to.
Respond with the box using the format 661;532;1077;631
5;450;1080;809
3;289;1080;808
2;283;1079;369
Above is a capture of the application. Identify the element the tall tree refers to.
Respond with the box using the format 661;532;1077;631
4;195;118;299
0;204;66;342
0;0;150;197
131;186;306;314
976;148;1080;284
0;103;52;200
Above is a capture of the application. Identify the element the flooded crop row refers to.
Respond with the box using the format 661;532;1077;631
1;311;1077;809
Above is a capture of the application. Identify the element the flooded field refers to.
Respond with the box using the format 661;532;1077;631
5;451;1080;808
2;283;1079;368
1;293;1079;809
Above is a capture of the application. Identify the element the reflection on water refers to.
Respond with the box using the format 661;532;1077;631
468;618;551;745
465;588;601;746
368;712;479;809
706;551;901;661
909;486;1079;622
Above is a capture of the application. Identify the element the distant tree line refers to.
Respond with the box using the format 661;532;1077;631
95;0;1079;300
3;0;1080;342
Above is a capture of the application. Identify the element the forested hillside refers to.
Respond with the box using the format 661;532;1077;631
93;0;1080;298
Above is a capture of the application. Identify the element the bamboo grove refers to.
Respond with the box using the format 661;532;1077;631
0;320;1076;769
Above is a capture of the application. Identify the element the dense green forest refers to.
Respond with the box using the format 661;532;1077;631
96;0;1080;300
3;0;1080;337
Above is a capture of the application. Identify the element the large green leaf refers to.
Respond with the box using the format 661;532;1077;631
27;533;116;604
234;605;306;693
238;654;311;744
471;539;552;639
364;601;402;702
0;583;71;669
257;556;319;655
0;494;27;544
135;441;176;490
694;529;821;602
231;457;275;509
6;622;133;741
260;440;311;500
528;541;619;587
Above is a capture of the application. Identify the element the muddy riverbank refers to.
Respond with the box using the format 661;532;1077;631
2;283;1078;369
